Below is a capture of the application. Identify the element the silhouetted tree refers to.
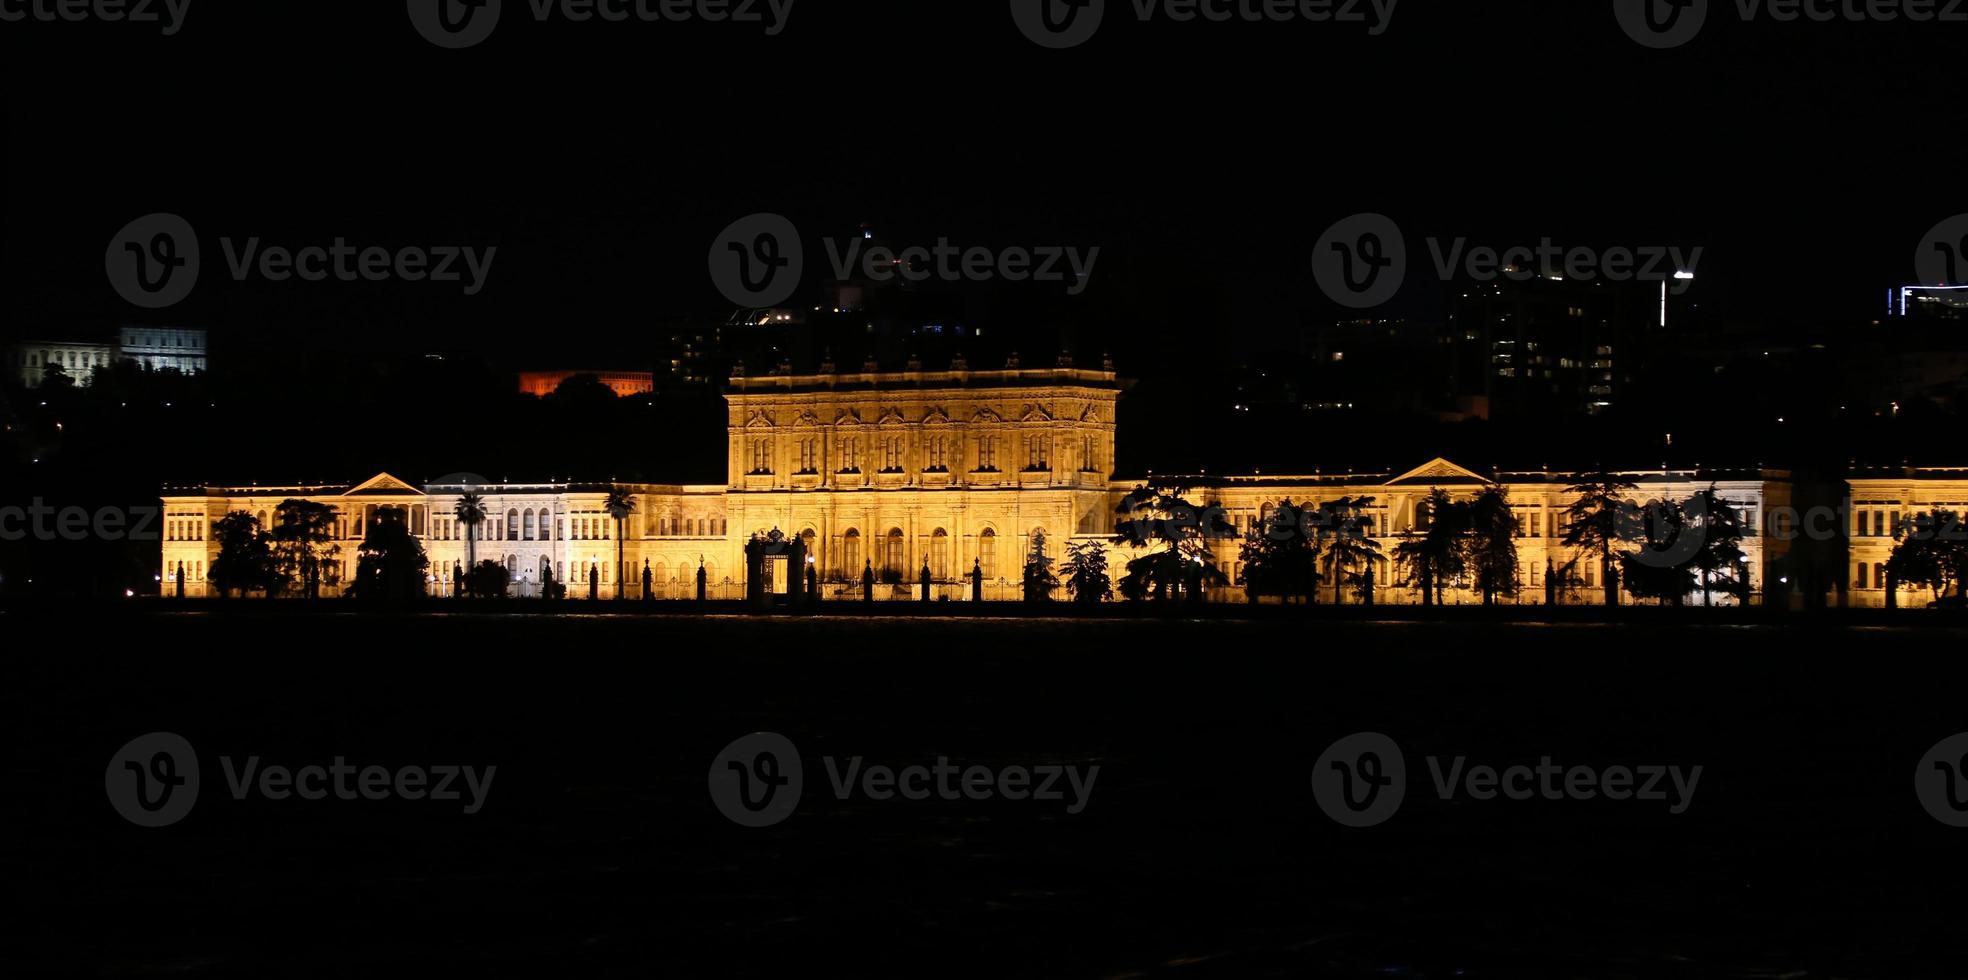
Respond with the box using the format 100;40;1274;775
349;508;429;601
1562;472;1640;607
1239;499;1319;604
1022;531;1058;603
1687;485;1750;607
605;487;636;600
38;362;74;391
454;492;487;588
1465;485;1521;606
1314;496;1384;606
1620;498;1699;605
208;511;273;598
270;499;339;598
1112;482;1232;602
1889;509;1968;606
465;559;510;599
1061;540;1114;605
1393;489;1464;606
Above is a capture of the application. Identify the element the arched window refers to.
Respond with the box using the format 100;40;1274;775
703;561;717;584
653;561;668;588
931;528;948;580
506;509;520;540
841;528;861;577
979;528;997;578
885;528;905;576
523;509;536;541
801;528;817;569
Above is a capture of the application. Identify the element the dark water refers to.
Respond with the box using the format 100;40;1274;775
6;612;1967;978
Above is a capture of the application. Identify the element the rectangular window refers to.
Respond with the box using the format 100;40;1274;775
1856;562;1869;589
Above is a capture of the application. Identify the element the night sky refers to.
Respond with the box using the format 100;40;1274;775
4;1;1966;481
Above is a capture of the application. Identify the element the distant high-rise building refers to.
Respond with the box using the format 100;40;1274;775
1450;275;1656;417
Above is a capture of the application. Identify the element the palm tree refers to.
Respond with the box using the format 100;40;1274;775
1315;496;1384;606
454;492;487;595
605;487;637;600
1560;472;1639;607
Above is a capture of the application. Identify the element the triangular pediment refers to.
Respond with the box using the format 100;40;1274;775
1385;458;1491;487
834;410;862;426
877;407;907;425
971;407;1003;423
1019;404;1053;423
345;473;425;496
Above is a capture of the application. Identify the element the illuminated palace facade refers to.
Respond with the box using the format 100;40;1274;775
158;365;1962;606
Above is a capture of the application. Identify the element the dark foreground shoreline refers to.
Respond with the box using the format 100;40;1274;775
6;614;1965;978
